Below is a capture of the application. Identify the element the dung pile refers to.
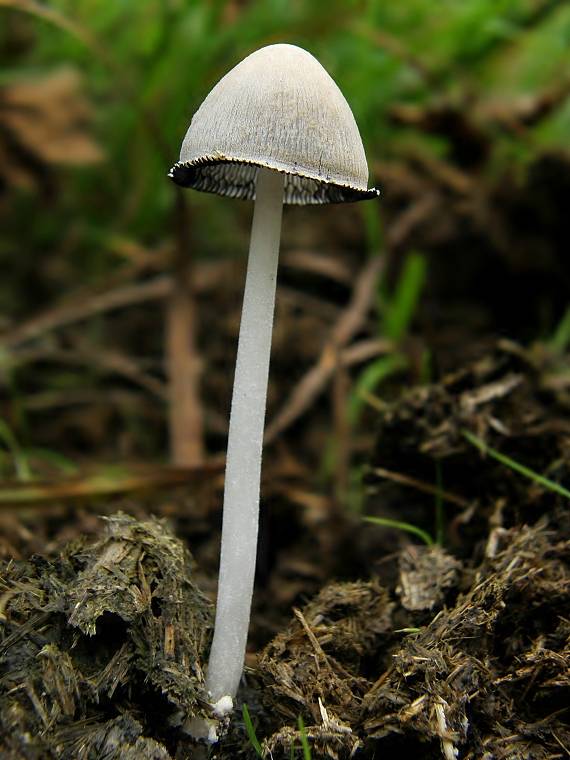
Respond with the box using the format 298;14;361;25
0;513;212;759
363;522;570;759
253;342;570;759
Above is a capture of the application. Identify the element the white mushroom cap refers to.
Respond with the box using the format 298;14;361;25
169;44;378;204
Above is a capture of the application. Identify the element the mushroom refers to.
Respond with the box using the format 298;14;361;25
170;43;377;713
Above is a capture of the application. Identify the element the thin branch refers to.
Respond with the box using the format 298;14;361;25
0;276;171;350
265;256;383;444
4;343;168;400
370;466;470;509
0;463;223;505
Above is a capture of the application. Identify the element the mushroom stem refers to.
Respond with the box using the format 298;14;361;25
206;167;284;704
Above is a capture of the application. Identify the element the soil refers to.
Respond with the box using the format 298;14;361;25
0;151;569;759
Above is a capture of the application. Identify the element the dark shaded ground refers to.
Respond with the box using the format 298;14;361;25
1;345;569;759
0;148;569;757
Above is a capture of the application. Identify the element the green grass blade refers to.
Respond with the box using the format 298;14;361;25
362;200;384;255
363;515;434;546
242;703;263;758
0;419;32;481
548;305;570;354
349;354;407;424
298;716;312;760
26;448;79;476
463;430;570;501
383;252;427;341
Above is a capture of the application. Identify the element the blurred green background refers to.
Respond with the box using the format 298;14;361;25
2;0;569;284
0;0;569;477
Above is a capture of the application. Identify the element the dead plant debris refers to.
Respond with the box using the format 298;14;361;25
0;513;212;759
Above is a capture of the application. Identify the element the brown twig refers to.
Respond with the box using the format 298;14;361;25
265;256;384;444
332;351;351;503
0;260;234;352
370;466;470;509
0;261;374;357
5;343;168;400
0;276;172;350
0;463;223;505
282;249;353;285
386;193;440;250
341;338;393;366
166;191;204;466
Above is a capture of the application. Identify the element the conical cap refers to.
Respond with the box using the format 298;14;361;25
169;44;378;205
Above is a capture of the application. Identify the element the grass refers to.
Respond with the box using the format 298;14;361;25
0;418;31;481
547;305;570;354
349;251;427;425
463;429;570;501
381;252;427;343
363;515;434;546
298;716;312;760
242;703;263;758
360;427;569;549
242;704;313;759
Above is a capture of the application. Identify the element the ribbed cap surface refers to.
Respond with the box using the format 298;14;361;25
169;44;378;205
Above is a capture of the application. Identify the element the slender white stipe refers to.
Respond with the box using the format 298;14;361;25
206;167;284;702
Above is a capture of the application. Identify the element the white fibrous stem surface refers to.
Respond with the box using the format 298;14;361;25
206;167;284;703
